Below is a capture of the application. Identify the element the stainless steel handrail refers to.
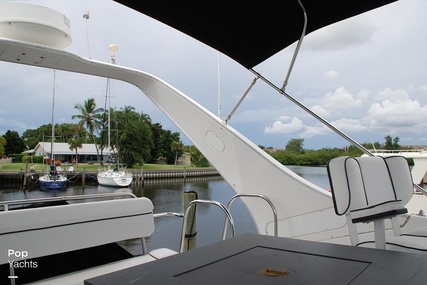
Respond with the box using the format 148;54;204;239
0;192;137;211
153;212;184;218
179;199;235;253
223;193;278;239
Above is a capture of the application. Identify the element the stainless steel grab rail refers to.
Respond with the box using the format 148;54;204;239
153;212;184;218
179;199;235;253
223;194;278;239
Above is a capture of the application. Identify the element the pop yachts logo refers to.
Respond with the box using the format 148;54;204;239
8;249;38;268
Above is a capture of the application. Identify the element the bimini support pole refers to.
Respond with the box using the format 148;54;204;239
225;0;306;124
249;0;371;156
252;69;371;154
281;0;307;92
225;76;258;124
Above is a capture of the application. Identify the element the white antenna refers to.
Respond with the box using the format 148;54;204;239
365;127;377;153
83;11;91;58
109;44;118;65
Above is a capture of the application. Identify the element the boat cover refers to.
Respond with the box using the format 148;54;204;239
113;0;396;69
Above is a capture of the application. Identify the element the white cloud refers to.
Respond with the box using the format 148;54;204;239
265;116;303;134
303;17;377;51
330;118;365;132
323;70;339;80
375;88;409;101
300;124;329;138
310;105;330;117
310;87;363;118
364;88;427;134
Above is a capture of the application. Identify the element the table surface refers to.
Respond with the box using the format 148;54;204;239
85;233;427;285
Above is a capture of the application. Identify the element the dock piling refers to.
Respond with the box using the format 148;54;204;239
182;191;198;251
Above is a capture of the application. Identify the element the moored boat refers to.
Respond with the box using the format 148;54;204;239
39;169;67;191
97;46;133;188
38;68;67;191
97;168;133;187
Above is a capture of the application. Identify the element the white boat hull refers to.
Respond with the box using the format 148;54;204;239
97;170;133;187
39;174;67;191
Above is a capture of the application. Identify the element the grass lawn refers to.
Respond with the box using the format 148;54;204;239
0;162;210;172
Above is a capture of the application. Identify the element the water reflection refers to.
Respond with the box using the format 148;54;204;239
0;176;257;252
0;166;331;252
286;165;330;189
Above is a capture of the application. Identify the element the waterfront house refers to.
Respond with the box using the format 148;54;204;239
32;142;111;164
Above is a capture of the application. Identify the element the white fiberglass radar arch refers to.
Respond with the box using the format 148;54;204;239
0;2;71;49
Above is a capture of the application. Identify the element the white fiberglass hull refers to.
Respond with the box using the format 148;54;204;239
97;170;133;187
39;174;67;191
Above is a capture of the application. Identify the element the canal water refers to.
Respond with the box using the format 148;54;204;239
0;166;330;252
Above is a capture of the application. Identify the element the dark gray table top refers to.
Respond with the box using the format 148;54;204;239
85;233;427;285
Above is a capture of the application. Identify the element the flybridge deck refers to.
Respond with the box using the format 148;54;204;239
85;234;427;285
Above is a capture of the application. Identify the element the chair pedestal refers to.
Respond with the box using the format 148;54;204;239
374;219;386;249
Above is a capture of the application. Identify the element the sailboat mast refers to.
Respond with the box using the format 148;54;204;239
107;78;111;159
50;70;56;163
107;44;118;166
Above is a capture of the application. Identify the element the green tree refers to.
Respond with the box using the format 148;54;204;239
285;138;304;153
57;123;81;143
150;123;183;164
384;135;400;150
72;98;103;161
171;140;184;166
3;130;24;154
150;123;163;162
0;136;6;156
23;123;85;149
393;136;400;149
68;137;83;167
98;106;114;166
114;106;153;167
157;129;182;164
189;145;209;167
22;128;40;149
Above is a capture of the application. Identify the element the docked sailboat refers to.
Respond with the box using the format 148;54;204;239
38;70;67;191
97;44;132;187
39;163;67;191
97;168;132;187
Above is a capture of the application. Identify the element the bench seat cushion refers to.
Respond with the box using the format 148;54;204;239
0;198;154;264
350;200;407;223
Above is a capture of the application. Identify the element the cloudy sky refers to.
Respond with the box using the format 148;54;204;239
1;0;426;150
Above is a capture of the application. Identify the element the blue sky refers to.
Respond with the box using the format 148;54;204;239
1;0;427;150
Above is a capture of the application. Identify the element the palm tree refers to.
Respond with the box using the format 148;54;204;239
72;98;104;163
68;137;83;167
115;106;153;167
171;140;184;166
